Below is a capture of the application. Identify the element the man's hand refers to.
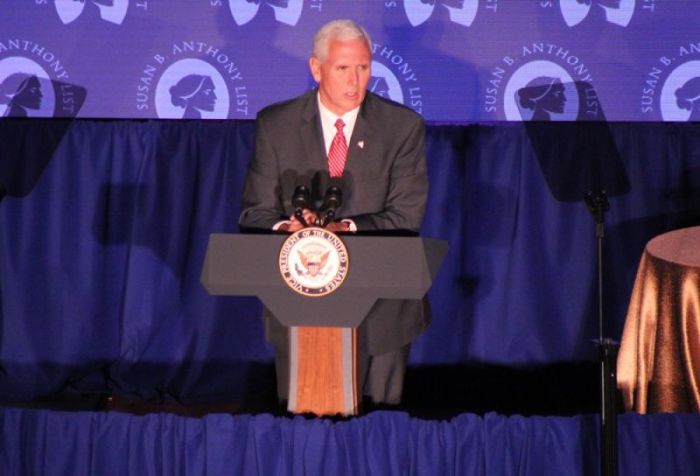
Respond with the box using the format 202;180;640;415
279;209;318;232
325;220;351;233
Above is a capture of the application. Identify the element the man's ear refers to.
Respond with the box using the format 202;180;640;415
309;57;321;83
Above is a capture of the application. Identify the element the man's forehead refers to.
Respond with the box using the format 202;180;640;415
325;40;371;60
329;37;370;51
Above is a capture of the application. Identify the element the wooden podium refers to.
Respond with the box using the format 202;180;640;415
201;232;447;415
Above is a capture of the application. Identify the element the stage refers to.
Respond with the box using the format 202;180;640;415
2;119;700;474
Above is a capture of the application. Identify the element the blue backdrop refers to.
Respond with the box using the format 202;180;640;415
1;119;699;403
2;0;700;122
4;5;700;473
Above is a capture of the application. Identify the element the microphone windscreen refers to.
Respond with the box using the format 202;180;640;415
326;186;342;209
292;185;310;209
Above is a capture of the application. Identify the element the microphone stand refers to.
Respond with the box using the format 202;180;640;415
294;209;308;227
584;190;619;476
318;186;342;228
318;211;333;228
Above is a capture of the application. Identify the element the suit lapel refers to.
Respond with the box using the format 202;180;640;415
300;91;327;171
345;95;376;176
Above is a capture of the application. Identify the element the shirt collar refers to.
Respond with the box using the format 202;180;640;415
317;92;360;137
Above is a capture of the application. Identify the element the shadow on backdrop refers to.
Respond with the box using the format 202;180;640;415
0;80;86;384
0;79;87;202
520;80;630;203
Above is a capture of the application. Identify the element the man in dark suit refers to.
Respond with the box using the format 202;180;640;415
239;19;429;407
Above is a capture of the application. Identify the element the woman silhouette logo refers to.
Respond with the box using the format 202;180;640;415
0;74;43;118
517;77;566;121
169;75;217;119
228;0;303;26
155;58;230;119
403;0;479;27
659;61;700;121
503;60;578;121
369;76;390;99
369;61;404;104
674;77;700;122
560;0;634;27
54;0;128;25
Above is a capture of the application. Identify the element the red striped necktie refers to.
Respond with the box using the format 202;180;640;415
328;118;348;178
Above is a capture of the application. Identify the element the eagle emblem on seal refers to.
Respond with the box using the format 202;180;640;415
296;249;330;278
279;227;349;297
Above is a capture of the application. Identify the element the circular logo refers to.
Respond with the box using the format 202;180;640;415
370;43;424;114
0;57;54;117
155;58;229;119
0;42;79;118
369;61;404;104
659;61;700;121
640;45;700;121
135;41;250;119
483;43;601;121
504;60;578;121
279;227;349;297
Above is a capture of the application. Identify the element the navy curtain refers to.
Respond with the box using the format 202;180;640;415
1;120;700;403
2;407;700;476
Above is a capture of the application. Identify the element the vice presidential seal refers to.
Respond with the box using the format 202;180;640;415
279;227;349;297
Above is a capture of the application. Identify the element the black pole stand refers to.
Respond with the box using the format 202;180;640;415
0;187;5;380
585;190;619;476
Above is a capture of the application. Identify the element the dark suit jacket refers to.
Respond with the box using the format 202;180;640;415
239;90;429;355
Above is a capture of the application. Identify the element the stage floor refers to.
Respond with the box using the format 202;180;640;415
4;362;604;420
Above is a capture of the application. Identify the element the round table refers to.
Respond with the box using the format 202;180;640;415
617;226;700;413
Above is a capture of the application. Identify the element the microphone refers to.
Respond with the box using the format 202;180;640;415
292;185;310;227
319;185;342;227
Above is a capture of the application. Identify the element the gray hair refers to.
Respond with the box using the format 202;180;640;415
312;19;372;62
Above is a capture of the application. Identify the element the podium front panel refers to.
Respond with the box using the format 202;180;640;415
201;233;447;327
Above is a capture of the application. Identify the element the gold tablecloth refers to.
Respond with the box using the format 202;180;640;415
617;226;700;413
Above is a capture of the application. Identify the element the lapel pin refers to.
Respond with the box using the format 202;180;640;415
358;140;365;149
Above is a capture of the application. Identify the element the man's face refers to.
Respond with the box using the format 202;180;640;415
309;38;371;116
